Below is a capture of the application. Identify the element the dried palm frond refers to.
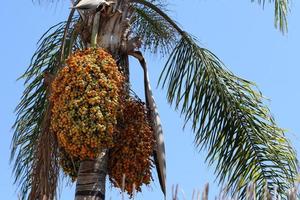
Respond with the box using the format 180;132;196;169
11;16;80;200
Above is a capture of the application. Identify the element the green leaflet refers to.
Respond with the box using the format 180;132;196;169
252;0;289;33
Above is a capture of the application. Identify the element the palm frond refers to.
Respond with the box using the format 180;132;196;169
252;0;289;33
131;2;177;55
132;0;298;198
11;16;80;200
159;34;298;199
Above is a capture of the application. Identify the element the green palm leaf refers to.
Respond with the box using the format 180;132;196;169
252;0;289;33
161;35;297;198
133;0;298;198
131;2;177;54
11;16;80;200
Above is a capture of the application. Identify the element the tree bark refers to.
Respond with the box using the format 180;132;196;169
75;149;108;200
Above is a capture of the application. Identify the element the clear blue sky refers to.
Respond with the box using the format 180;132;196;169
1;0;300;199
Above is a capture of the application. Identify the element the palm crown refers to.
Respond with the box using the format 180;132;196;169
11;0;297;199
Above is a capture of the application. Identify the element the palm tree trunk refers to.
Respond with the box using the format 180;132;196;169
75;149;108;200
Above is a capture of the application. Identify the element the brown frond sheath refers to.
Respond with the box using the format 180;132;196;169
129;51;167;197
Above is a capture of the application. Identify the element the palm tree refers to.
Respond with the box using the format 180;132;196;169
11;0;297;199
